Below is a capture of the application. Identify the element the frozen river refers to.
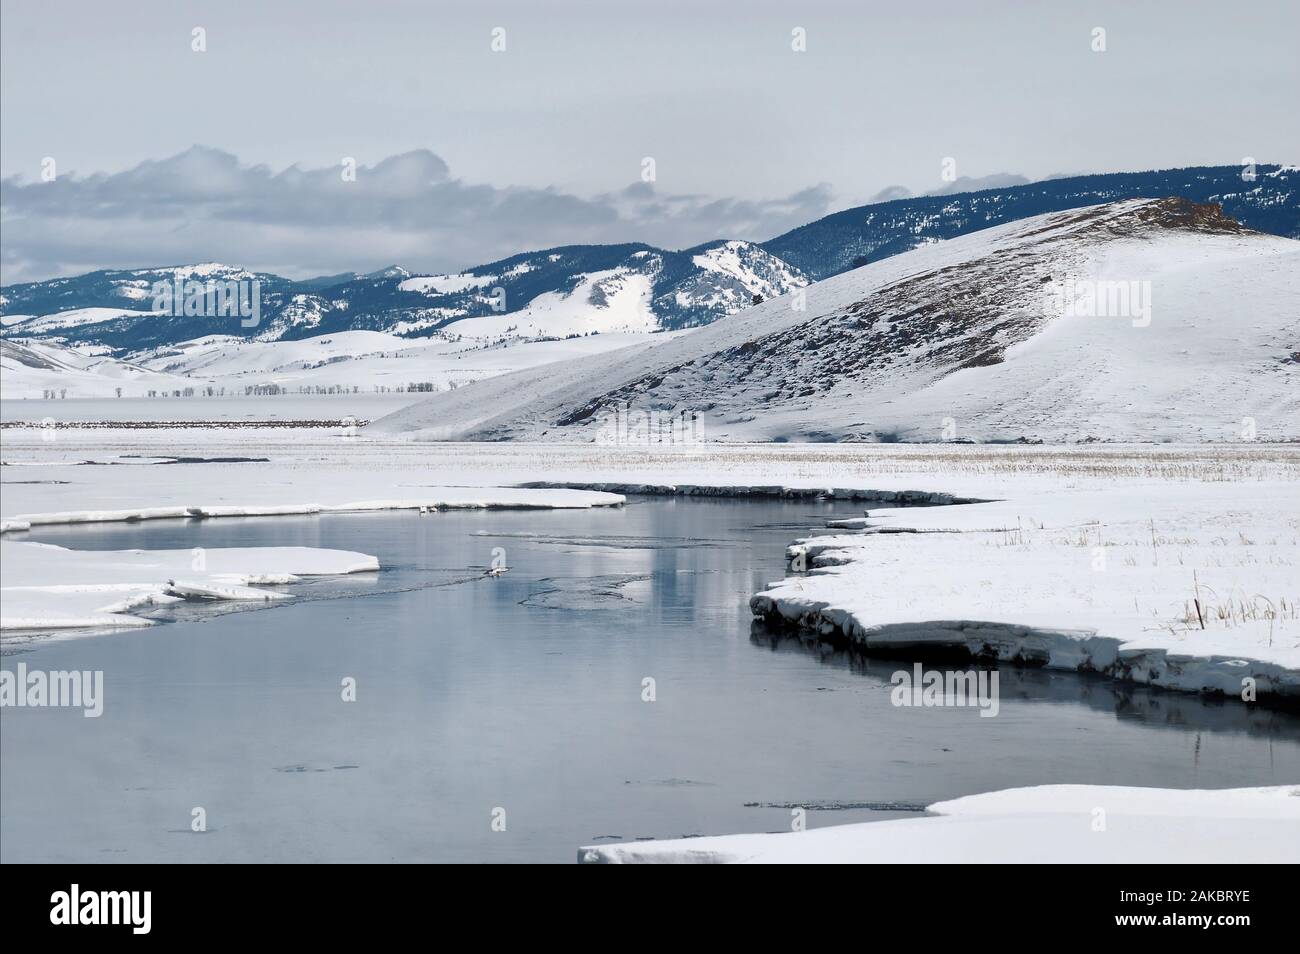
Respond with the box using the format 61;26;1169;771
3;496;1297;862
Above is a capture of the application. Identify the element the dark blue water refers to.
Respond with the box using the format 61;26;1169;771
3;497;1297;862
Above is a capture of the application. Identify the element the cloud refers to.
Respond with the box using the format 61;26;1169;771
869;185;912;203
0;147;835;283
925;172;1031;197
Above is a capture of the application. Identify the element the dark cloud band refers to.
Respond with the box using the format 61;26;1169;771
0;147;834;283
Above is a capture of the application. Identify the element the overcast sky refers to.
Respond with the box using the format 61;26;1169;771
2;0;1296;283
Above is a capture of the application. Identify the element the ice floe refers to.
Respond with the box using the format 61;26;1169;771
1;541;379;630
1;485;624;533
579;784;1300;863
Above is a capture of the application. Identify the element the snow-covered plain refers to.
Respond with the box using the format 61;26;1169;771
578;784;1300;863
1;328;671;400
0;392;421;424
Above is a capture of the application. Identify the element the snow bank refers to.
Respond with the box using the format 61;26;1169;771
578;784;1300;863
750;480;1300;702
517;480;986;504
1;540;379;630
2;485;624;533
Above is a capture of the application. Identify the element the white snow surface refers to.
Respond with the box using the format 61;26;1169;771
1;338;200;398
371;199;1300;443
578;784;1300;863
439;268;661;341
690;240;808;299
749;472;1299;700
677;240;810;313
1;328;661;400
1;540;379;629
0;481;623;534
3;307;154;335
398;273;495;295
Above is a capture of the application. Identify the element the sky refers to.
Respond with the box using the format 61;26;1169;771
2;0;1297;283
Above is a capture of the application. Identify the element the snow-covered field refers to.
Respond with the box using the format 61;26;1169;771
0;393;421;424
579;784;1300;863
1;328;672;401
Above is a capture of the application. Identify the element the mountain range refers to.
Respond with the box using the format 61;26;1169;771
368;197;1300;444
2;164;1295;358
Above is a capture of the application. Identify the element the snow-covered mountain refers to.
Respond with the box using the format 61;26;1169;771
0;264;305;352
368;198;1300;444
0;241;807;355
5;165;1294;358
0;240;803;398
298;239;809;341
763;163;1299;280
4;165;1296;406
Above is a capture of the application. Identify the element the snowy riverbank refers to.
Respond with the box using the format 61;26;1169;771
750;478;1299;703
578;784;1300;863
2;435;1297;863
0;463;624;534
3;438;1295;697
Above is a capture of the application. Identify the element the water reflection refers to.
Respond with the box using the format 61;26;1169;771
750;622;1300;739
